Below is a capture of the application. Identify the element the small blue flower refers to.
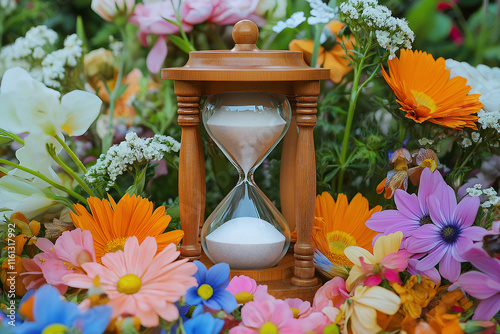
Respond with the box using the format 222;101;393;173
183;313;224;334
185;261;237;314
15;285;112;334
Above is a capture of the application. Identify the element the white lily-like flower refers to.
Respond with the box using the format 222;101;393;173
0;67;102;137
341;285;401;334
0;172;63;220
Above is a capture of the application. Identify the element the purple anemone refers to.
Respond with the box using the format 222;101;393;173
406;182;486;282
366;168;446;237
451;245;500;320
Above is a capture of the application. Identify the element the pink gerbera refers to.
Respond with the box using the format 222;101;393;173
63;236;197;327
229;297;301;334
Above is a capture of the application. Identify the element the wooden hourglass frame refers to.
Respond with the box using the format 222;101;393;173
162;20;330;300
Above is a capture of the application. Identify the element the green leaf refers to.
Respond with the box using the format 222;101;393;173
0;136;13;146
168;34;195;54
125;167;147;196
407;0;452;42
76;16;90;54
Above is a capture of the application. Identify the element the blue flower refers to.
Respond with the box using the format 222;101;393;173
183;313;224;334
185;261;237;314
15;285;112;334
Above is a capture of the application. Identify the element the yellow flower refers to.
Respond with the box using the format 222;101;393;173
344;231;406;291
312;192;380;278
341;285;401;334
391;275;439;319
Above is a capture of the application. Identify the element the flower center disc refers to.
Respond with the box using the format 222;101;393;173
260;322;279;334
197;284;214;300
42;324;68;334
327;231;357;265
234;291;253;304
117;274;142;294
441;225;460;244
104;237;128;254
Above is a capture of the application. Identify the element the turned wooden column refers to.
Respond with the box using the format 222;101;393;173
292;82;320;287
175;81;205;261
280;96;298;234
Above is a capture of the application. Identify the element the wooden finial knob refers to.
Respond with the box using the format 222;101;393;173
232;20;259;50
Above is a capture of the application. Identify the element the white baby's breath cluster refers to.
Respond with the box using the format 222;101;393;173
461;137;472;148
446;60;500;136
0;0;16;15
85;132;180;191
340;0;414;59
306;0;337;25
0;26;82;88
272;11;307;33
466;184;500;208
418;138;434;146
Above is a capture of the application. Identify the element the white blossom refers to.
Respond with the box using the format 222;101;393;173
471;132;482;143
0;0;16;15
461;138;472;147
85;132;180;191
418;138;434;146
272;11;307;33
307;0;337;25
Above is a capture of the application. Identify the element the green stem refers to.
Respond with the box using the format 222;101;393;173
310;24;325;68
55;136;87;173
47;145;95;197
0;158;88;205
459;144;478;170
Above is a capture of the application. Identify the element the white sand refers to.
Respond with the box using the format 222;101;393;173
205;217;286;269
206;109;286;174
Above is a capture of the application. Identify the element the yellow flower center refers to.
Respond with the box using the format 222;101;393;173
234;291;253;304
290;307;300;318
42;324;68;334
116;274;142;294
197;284;214;300
260;322;278;334
104;237;128;253
422;158;438;171
323;324;340;334
326;231;357;266
411;90;438;114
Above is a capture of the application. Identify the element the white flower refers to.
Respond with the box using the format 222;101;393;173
0;67;102;138
461;138;472;147
446;59;500;133
91;0;136;22
471;132;482;143
307;0;337;25
272;11;306;33
418;138;434;146
466;187;482;197
256;0;287;19
0;0;16;15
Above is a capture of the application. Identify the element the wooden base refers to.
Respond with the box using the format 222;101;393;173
200;252;322;303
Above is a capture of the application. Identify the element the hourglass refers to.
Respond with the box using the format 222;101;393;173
201;92;291;269
162;20;329;299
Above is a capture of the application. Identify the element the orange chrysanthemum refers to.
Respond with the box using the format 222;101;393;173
70;194;184;261
382;49;483;130
313;192;381;270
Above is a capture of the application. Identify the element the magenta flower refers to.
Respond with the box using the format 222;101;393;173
229;297;300;334
406;182;486;282
451;245;500;320
367;168;446;238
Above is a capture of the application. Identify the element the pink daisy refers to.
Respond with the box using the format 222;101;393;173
63;236;197;327
226;275;270;304
229;297;301;334
283;298;312;319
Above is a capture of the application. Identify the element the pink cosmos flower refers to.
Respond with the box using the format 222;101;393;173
283;298;312;319
226;275;270;304
54;229;96;267
229;297;301;334
451;245;500;320
63;236;197;327
209;0;265;26
406;182;487;282
311;277;349;312
297;312;333;333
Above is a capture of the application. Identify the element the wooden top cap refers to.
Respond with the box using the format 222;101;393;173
161;20;330;82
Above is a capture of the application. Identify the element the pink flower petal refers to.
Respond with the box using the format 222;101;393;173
146;37;168;73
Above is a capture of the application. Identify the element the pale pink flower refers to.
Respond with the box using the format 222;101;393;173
297;312;332;333
283;298;312;319
227;275;270;304
54;229;96;267
92;0;136;22
63;236;197;327
229;297;301;334
181;0;215;25
209;0;266;26
311;276;349;312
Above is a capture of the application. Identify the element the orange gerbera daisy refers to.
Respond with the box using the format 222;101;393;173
313;192;381;274
70;194;184;261
289;20;354;83
382;49;483;130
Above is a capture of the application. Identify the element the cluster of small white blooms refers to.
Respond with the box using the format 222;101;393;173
306;0;337;25
446;59;500;134
461;137;472;148
0;26;58;76
471;132;482;143
40;34;83;88
418;138;434;146
272;11;307;33
1;0;17;15
340;0;414;59
85;132;180;191
466;184;500;208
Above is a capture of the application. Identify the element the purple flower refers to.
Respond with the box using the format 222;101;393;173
406;182;486;282
367;168;446;237
451;245;500;320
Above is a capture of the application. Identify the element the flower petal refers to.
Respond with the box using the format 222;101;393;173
59;90;102;136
